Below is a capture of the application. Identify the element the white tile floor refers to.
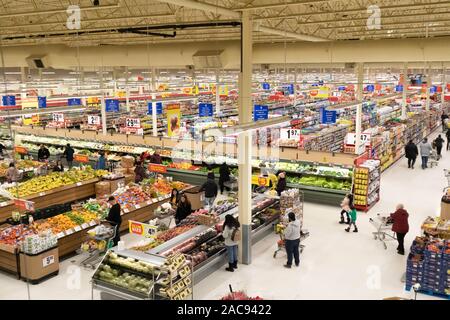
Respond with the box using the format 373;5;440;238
0;131;447;300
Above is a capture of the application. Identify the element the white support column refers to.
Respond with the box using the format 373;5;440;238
151;67;157;92
152;94;158;137
426;65;431;111
215;69;221;114
441;66;446;106
401;63;408;119
238;11;253;265
355;63;364;155
293;67;298;107
125;67;130;112
100;67;107;136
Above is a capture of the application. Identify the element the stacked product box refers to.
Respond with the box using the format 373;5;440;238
21;231;58;255
405;237;450;296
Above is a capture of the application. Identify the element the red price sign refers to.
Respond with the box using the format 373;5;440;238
148;164;167;173
14;199;35;211
126;118;140;128
74;154;89;163
129;221;144;236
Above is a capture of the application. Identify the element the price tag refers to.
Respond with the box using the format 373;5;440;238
158;197;163;202
74;226;82;232
280;128;301;140
65;229;74;235
42;255;55;267
125;118;141;128
81;223;89;229
56;232;65;239
146;200;152;205
124;208;130;213
76;182;82;186
39;192;46;196
89;220;96;226
87;115;100;125
135;204;141;209
52;113;64;123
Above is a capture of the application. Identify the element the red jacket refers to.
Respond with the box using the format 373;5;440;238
390;209;409;234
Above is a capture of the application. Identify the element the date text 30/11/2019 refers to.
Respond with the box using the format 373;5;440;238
177;305;272;318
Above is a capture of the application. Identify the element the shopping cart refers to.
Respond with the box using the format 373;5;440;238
369;214;396;249
273;223;309;258
80;222;117;269
428;151;439;168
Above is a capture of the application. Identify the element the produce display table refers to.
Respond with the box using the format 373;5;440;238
0;178;99;224
0;243;19;276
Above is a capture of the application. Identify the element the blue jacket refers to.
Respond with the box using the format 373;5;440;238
96;156;106;170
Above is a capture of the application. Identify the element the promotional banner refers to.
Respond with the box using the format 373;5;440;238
105;99;120;112
148;102;163;115
218;85;228;95
167;104;181;137
311;87;329;98
319;107;337;124
199;103;213;117
148;164;167;173
74;154;89;163
68;98;81;106
23;114;39;126
129;220;158;238
253;105;269;121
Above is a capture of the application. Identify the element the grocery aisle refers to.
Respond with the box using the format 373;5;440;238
194;132;447;300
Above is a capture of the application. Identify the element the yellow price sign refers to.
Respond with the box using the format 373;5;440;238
251;175;270;186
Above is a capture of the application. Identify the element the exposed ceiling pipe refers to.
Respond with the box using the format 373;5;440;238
0;2;120;19
255;25;329;42
155;0;329;41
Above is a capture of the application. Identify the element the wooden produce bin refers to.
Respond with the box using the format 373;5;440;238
0;243;20;276
184;186;204;210
0;178;99;224
19;247;59;284
57;226;96;257
441;197;450;220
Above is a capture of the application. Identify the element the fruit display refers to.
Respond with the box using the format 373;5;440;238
161;228;218;257
6;167;104;197
0;224;36;246
166;162;201;171
114;186;152;210
108;252;154;273
0;160;42;177
421;216;450;238
96;264;152;295
35;214;78;234
212;198;238;214
156;225;196;243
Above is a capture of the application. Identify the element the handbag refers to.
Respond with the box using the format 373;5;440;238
231;227;241;242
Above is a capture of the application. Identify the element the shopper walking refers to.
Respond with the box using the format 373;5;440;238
441;113;449;132
433;135;445;160
199;172;218;208
6;163;21;183
222;214;240;272
106;196;122;246
419;138;432;169
134;161;146;183
63;143;75;169
446;129;450;151
390;204;409;255
345;205;358;233
276;171;287;196
339;193;353;224
37;144;50;162
284;212;301;269
219;162;231;194
404;140;419;169
95;151;106;170
175;194;192;225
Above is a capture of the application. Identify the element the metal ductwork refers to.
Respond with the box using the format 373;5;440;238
192;50;224;69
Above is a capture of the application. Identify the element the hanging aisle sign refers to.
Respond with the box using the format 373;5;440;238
395;85;403;92
38;96;47;108
2;95;16;106
87;115;101;125
253;105;269;121
52;113;64;123
148;102;163;115
199;103;213;117
105;99;119;112
366;85;375;92
319;107;337;124
67;98;81;106
262;83;270;90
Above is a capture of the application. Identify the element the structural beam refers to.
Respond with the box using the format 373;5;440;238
238;11;253;265
255;25;329;42
355;63;364;155
100;67;107;136
215;69;221;114
402;63;408;119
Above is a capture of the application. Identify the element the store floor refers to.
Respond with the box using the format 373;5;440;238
0;136;447;300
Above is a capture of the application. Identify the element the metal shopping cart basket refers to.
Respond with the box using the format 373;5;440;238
369;214;396;249
80;222;117;269
223;174;238;195
273;223;309;258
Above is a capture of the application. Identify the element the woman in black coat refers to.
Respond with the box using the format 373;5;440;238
175;194;192;225
219;162;231;194
276;171;287;196
404;140;418;169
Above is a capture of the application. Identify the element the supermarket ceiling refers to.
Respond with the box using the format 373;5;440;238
1;0;450;47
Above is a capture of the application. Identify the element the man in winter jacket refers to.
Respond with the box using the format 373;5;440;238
433;135;445;160
404;140;418;169
446;129;450;151
199;172;218;208
390;204;409;255
419;138;432;169
284;212;301;268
